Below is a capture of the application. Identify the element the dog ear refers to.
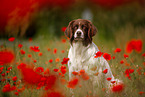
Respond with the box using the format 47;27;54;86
88;21;97;41
65;20;74;39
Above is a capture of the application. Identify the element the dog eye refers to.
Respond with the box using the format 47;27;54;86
74;25;78;30
82;25;87;29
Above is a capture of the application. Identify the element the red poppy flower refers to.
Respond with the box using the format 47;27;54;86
111;83;124;93
112;56;115;59
44;91;64;97
142;53;145;57
111;81;116;84
2;83;16;92
61;57;69;65
61;50;65;53
61;27;67;32
72;71;78;75
106;77;112;81
61;39;66;43
18;44;23;48
1;73;5;77
8;37;15;42
126;39;142;53
67;77;79;89
36;67;44;73
28;54;32;58
30;46;40;52
125;69;134;79
33;60;37;63
103;69;108;74
53;69;59;72
0;50;15;65
53;48;57;54
7;67;12;70
114;48;121;53
81;73;89;80
124;54;129;58
138;91;145;95
19;64;57;89
120;60;124;64
49;59;53;63
14;92;19;95
12;76;17;81
20;49;25;55
44;68;49;75
39;52;43;56
94;51;103;58
103;53;111;61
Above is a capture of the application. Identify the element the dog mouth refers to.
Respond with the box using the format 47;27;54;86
74;37;83;40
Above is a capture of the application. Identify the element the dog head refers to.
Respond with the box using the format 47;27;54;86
65;19;97;46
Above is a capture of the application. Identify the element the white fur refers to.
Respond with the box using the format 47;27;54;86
74;28;84;39
68;42;122;95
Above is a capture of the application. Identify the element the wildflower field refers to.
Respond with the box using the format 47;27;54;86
0;0;145;97
0;26;145;97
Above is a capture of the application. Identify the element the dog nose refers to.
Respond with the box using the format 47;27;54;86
77;31;81;36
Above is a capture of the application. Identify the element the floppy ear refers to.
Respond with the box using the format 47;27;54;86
64;20;74;39
88;21;97;41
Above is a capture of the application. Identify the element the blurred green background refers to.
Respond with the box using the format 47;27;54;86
0;0;145;41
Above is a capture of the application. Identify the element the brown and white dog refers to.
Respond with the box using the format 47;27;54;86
65;19;121;96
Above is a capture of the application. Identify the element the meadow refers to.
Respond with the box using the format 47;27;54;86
0;25;145;97
0;1;145;97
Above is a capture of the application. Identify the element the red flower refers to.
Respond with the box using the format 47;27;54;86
12;76;17;81
2;83;16;92
19;64;57;89
61;57;69;65
126;39;142;53
61;50;65;53
18;44;23;48
14;92;19;95
30;46;40;52
44;68;49;75
138;91;145;95
28;54;32;58
1;73;5;77
94;51;103;58
111;81;116;84
112;56;115;59
8;37;15;42
0;50;15;65
124;54;129;58
49;59;53;63
33;60;37;63
120;60;124;64
7;67;12;70
53;48;57;54
111;83;124;93
39;52;43;56
61;27;67;32
61;39;66;43
114;48;121;53
103;69;108;74
142;53;145;57
125;69;134;79
36;67;44;73
67;77;79;89
72;71;78;75
20;49;25;55
44;91;64;97
17;63;26;69
103;53;111;61
106;77;112;81
53;69;59;72
61;66;67;74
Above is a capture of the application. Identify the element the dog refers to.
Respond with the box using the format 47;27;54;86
65;19;122;96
